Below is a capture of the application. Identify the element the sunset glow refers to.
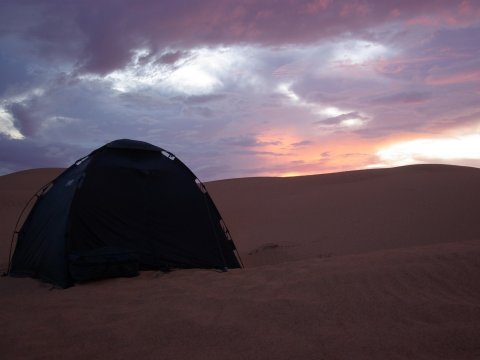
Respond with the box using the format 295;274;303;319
376;134;480;167
0;1;479;179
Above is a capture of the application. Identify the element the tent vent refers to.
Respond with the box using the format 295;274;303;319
75;156;89;166
220;219;232;240
161;150;175;160
40;183;53;195
195;179;207;194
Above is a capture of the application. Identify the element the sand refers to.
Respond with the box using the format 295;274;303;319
1;164;480;359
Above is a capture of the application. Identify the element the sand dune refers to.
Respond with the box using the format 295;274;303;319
1;165;480;359
0;168;63;262
207;164;480;266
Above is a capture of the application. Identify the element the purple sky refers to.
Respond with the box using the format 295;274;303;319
1;0;480;180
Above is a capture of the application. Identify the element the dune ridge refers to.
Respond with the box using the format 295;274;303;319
207;164;480;266
1;164;480;359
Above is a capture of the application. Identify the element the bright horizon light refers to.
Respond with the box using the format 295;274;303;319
375;134;480;166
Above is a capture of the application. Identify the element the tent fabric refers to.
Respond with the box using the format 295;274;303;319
9;139;241;287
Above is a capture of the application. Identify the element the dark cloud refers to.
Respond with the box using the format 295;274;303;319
1;0;475;76
374;26;480;84
427;26;480;55
157;50;190;65
0;52;30;96
0;136;87;173
341;152;370;158
220;135;281;147
174;94;226;104
291;140;313;147
185;106;215;118
232;150;291;157
7;103;40;136
370;91;431;105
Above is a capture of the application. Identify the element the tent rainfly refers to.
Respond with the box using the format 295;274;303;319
8;139;242;287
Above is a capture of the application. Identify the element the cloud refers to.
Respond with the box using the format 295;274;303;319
220;135;282;147
157;50;190;65
302;0;332;15
317;111;368;126
0;108;23;139
0;1;480;179
2;0;478;76
370;91;431;105
340;0;371;18
291;140;313;147
425;67;480;86
426;111;480;132
374;26;480;84
0;136;87;173
6;102;41;136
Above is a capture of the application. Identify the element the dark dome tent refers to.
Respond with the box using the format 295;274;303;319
7;139;242;288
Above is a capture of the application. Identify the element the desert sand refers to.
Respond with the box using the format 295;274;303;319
1;164;480;359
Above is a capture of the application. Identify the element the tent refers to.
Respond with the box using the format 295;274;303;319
8;139;242;287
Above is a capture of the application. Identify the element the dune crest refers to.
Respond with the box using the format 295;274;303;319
207;164;480;266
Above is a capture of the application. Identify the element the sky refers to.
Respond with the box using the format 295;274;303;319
1;0;480;180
